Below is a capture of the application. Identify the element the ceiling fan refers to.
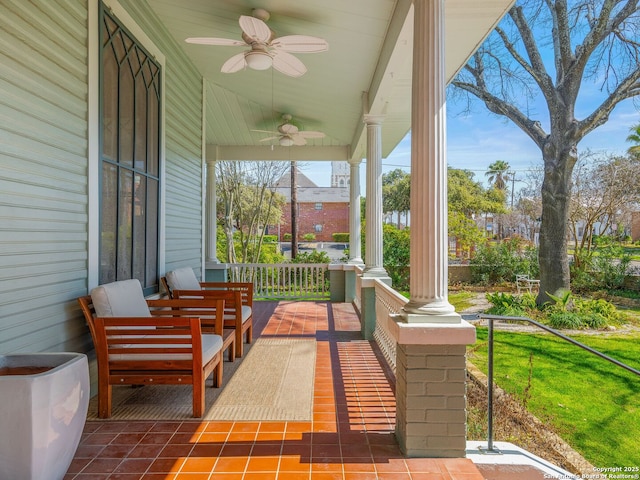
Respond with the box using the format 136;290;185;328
253;114;325;146
185;8;328;77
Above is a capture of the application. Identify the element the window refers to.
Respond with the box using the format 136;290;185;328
99;5;161;294
314;224;323;233
315;202;323;210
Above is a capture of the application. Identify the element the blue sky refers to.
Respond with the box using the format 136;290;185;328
300;92;639;193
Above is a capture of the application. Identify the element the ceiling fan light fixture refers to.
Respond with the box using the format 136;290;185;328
245;51;272;70
279;136;295;147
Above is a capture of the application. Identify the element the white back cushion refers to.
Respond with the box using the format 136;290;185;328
165;267;201;291
91;279;151;317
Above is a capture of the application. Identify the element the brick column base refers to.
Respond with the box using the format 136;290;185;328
395;343;469;457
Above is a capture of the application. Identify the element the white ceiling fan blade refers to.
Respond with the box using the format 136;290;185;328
251;129;279;134
221;53;247;73
271;51;307;77
292;135;307;146
259;136;280;142
299;131;325;139
279;123;298;135
239;15;272;43
271;35;329;53
185;37;246;46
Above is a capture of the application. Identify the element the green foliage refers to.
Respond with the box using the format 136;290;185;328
571;245;632;292
332;232;349;242
485;292;527;316
448;168;507;217
216;227;285;264
283;233;292;241
470;238;539;285
302;233;316;242
382;169;411;218
485;288;619;330
382;224;411;291
542;290;619;329
263;235;278;243
291;250;331;264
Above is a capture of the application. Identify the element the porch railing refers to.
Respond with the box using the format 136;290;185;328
373;279;407;374
227;263;330;300
353;265;364;313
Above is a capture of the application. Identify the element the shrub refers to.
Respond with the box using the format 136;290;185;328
547;311;585;329
571;245;632;292
470;238;538;285
283;233;292;241
302;233;316;242
485;292;527;316
263;235;278;243
485;289;617;330
291;250;331;264
332;233;349;242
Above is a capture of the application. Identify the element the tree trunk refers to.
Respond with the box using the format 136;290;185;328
537;143;577;304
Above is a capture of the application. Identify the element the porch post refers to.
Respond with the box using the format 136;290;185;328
205;158;219;264
348;159;363;265
360;115;390;340
363;114;387;278
391;0;476;458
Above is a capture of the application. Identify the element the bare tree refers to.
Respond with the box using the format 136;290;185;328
569;151;640;262
217;161;289;263
451;0;640;303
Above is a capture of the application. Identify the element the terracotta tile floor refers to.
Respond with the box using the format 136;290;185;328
65;301;485;480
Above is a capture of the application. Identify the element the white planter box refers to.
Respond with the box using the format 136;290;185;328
0;353;89;480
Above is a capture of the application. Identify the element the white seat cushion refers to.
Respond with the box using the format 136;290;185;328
91;279;151;317
166;267;202;292
109;333;223;362
224;306;252;323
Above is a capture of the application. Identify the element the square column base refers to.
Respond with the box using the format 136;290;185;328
389;320;476;458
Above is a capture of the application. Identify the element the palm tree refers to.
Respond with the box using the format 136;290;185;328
485;160;512;238
485;160;511;191
626;123;640;156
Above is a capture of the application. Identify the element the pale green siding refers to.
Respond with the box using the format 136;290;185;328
0;0;90;353
0;0;205;355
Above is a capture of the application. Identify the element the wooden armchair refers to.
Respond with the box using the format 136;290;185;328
78;279;232;418
162;268;253;357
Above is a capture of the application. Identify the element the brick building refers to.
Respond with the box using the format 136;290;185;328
273;162;350;242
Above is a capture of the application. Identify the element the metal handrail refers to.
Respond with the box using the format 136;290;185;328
476;313;640;453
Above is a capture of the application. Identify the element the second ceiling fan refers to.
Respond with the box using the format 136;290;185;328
254;114;325;146
185;9;328;77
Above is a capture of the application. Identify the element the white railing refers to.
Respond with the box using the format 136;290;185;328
227;263;330;300
353;265;364;313
373;279;407;374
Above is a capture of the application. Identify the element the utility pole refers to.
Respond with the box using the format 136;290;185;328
290;161;298;259
510;171;516;209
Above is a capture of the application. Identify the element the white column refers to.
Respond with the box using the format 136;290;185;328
205;159;219;263
402;0;457;322
363;114;387;277
348;159;363;264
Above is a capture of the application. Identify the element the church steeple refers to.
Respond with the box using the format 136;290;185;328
331;161;350;188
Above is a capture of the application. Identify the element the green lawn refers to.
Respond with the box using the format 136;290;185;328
469;328;640;467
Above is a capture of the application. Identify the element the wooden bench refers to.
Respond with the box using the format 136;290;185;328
78;279;231;418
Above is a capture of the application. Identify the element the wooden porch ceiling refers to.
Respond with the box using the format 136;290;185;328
148;0;514;162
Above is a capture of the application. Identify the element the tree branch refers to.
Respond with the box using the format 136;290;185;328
578;68;640;137
509;6;556;95
451;77;548;148
570;0;638;84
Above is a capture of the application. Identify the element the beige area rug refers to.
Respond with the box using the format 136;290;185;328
87;338;316;421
